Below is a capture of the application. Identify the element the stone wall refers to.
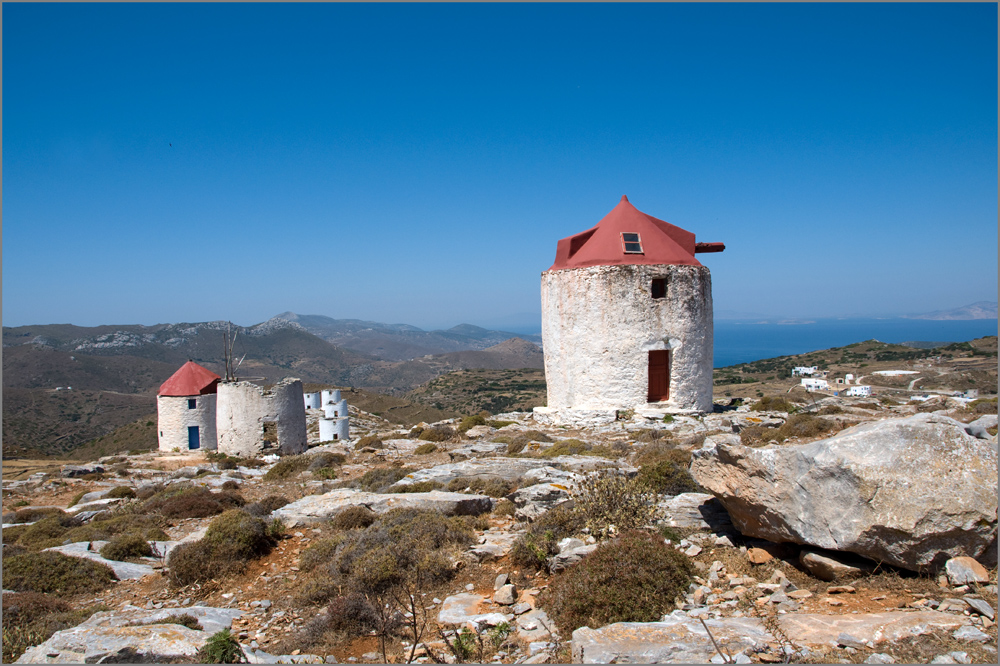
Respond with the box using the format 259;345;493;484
157;394;218;452
541;263;713;413
216;379;308;457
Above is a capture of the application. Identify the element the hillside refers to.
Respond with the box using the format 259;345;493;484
904;300;998;320
275;312;542;361
406;367;547;414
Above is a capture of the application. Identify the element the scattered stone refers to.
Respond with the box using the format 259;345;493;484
963;597;995;620
494;584;517;606
547;543;597;573
746;547;773;564
945;557;990;585
506;483;572;522
469;530;522;562
952;625;991;642
827;586;856;594
684;544;703;557
865;654;895;664
691;414;998;571
60;464;105;478
800;551;875;582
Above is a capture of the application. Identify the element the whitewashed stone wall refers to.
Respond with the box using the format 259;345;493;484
216;378;308;457
304;392;322;409
323;399;349;419
540;263;714;413
157;394;218;452
321;389;341;405
319;417;350;442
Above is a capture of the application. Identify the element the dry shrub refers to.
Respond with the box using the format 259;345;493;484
418;426;455;442
633;429;672;443
636;460;702;496
817;405;843;415
546;530;693;634
446;476;517;498
389;480;444;493
6;513;83;549
167;509;279;586
356;467;410;492
245;494;291;517
751;395;797;413
220;480;240;491
510;504;586;571
330;506;378;531
136;483;164;501
488;419;515;428
99;533;153;561
355;435;384;450
1;592;105;663
575;473;662;539
4;507;66;524
539;439;591;457
143;486;244;519
854;402;881;411
106;486;137;499
634;441;691;467
414;443;438;455
492;498;517;517
741;414;840;446
309;452;347;470
263;455;311;481
4;551;118;594
288;593;380;652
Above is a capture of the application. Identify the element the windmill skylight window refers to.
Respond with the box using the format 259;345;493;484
622;232;643;253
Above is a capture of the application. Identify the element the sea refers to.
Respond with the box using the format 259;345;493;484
713;318;999;368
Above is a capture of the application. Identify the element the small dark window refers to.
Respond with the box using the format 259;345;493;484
651;278;667;299
333;434;338;440
188;399;197;409
622;232;643;254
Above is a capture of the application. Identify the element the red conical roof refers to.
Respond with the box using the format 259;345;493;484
158;361;221;397
549;196;721;271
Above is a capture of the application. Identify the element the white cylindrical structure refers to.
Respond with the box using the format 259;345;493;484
216;378;308;457
322;389;341;405
303;392;322;409
319;417;350;442
157;394;218;452
323;399;349;419
541;263;714;413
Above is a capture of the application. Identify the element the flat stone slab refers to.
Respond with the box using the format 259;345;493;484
15;606;242;664
572;611;772;664
436;593;510;627
43;542;155;580
272;489;493;526
393;459;556;486
66;498;123;514
469;530;524;561
572;610;973;663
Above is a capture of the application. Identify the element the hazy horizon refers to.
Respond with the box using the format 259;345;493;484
3;4;996;330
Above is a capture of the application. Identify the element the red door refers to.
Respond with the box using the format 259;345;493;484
647;351;670;402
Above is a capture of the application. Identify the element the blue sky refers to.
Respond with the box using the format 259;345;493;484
3;2;997;331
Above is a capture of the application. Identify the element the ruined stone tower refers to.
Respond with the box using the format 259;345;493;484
535;196;724;424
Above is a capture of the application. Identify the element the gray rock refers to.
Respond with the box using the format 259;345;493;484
272;489;492;526
494;574;509;590
66;498;123;514
691;413;998;571
60;464;105;478
952;625;991;642
494;584;517;605
572;611;771;664
76;490;110;504
945;557;991;585
516;610;554;642
659;493;735;533
520;466;584;487
865;654;896;664
507;483;572;522
930;657;957;664
468;530;523;562
14;606;242;663
547;544;597;573
436;593;505;627
800;550;876;582
394;459;554;487
963;597;995;620
43;542;153;580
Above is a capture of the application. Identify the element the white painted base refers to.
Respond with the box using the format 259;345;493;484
532;406;619;427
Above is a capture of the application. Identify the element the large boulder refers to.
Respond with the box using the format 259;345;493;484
690;414;997;571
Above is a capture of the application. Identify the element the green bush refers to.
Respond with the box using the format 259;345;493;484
575;474;661;538
330;506;378;531
636;460;702;496
106;486;137;499
313;467;338;480
197;628;246;664
99;533;153;561
457;414;487;433
414;443;438;455
418;426;455;442
4;551;118;594
4;507;66;524
487;419;515;429
539;439;592;458
546;530;693;634
263;455;311;481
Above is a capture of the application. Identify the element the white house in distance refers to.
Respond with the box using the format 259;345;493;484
845;385;872;397
535;195;725;424
157;361;221;452
792;366;818;377
801;377;830;391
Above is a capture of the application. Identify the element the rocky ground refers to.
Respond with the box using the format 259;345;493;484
3;393;996;664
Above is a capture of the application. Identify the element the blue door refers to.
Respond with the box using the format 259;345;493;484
188;426;200;449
